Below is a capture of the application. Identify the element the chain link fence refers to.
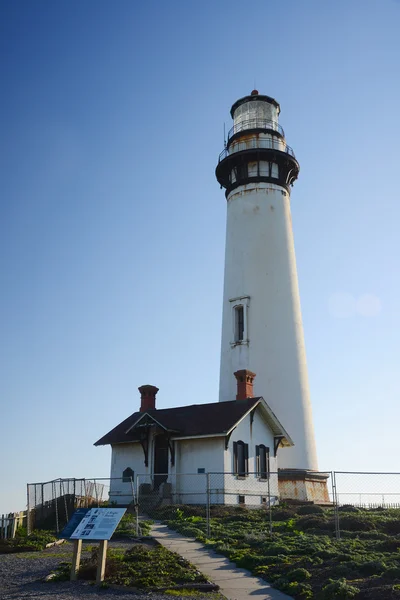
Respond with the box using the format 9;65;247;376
27;478;113;534
27;471;400;540
334;471;400;508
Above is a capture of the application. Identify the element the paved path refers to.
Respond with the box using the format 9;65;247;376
152;523;291;600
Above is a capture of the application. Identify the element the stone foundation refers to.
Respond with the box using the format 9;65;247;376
278;469;331;504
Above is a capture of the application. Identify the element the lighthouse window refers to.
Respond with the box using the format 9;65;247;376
235;305;244;342
234;163;248;181
230;296;250;346
271;163;279;178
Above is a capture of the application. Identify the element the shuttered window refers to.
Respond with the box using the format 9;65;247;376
233;440;249;477
255;445;270;479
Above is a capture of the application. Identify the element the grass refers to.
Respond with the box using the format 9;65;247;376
152;503;400;599
50;543;213;591
0;530;58;554
112;511;153;537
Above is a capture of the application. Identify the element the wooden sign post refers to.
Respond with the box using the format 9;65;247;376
64;507;126;585
96;539;108;584
70;539;82;581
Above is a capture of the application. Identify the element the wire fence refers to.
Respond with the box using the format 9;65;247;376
27;478;114;534
26;471;400;539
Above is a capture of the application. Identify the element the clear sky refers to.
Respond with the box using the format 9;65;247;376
1;0;400;514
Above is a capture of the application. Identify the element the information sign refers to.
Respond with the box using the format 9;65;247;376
59;508;89;539
69;507;126;540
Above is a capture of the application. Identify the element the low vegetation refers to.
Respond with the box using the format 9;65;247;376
113;511;152;537
152;503;400;599
0;529;58;553
51;543;213;591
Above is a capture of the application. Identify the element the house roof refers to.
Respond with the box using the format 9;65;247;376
94;397;293;447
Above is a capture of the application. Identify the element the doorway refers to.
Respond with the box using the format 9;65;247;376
153;434;169;489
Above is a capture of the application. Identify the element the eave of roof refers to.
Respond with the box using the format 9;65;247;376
94;396;293;448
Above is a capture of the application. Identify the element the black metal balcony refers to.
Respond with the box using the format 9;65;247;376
219;138;296;163
227;118;284;142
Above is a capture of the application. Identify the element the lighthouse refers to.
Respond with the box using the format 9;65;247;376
216;91;319;473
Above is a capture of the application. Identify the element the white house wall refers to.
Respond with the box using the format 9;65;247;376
174;438;225;505
110;442;149;504
108;410;280;507
223;408;279;506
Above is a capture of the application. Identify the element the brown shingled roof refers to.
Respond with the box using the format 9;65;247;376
94;398;261;446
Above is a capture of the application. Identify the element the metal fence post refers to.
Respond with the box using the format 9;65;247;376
135;475;140;537
27;484;31;536
267;471;273;534
53;481;59;533
332;471;340;540
41;483;44;524
206;473;211;538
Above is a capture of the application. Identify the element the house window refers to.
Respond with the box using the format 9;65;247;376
235;305;244;342
233;440;249;477
197;468;205;474
256;445;270;479
122;467;134;483
238;495;245;505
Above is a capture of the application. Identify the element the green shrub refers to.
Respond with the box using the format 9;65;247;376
15;526;27;538
383;566;400;580
297;505;325;516
339;516;375;532
262;542;291;556
274;577;313;598
338;505;361;513
329;564;357;579
286;567;312;582
375;537;400;551
296;516;334;532
320;579;360;599
382;519;400;535
236;553;264;570
271;508;296;520
357;559;386;576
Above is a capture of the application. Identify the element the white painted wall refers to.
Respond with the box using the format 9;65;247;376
177;437;225;473
173;438;225;504
110;442;149;504
221;407;279;505
219;180;318;471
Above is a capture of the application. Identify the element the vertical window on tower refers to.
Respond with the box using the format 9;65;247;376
230;296;250;347
235;305;244;342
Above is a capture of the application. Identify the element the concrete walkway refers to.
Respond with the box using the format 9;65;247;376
152;523;291;600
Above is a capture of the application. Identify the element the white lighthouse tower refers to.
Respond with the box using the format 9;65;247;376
216;91;319;475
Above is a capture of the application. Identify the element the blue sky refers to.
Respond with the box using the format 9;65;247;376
1;0;400;513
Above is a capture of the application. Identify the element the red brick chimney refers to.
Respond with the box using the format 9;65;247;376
139;384;159;412
234;370;256;400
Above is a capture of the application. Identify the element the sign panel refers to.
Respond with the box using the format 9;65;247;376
69;507;126;540
59;508;89;539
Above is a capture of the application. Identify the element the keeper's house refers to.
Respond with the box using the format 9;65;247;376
94;370;293;506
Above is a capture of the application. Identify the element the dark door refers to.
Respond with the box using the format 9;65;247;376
154;434;169;488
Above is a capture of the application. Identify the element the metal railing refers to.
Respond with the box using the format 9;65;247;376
227;118;284;141
219;137;296;163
